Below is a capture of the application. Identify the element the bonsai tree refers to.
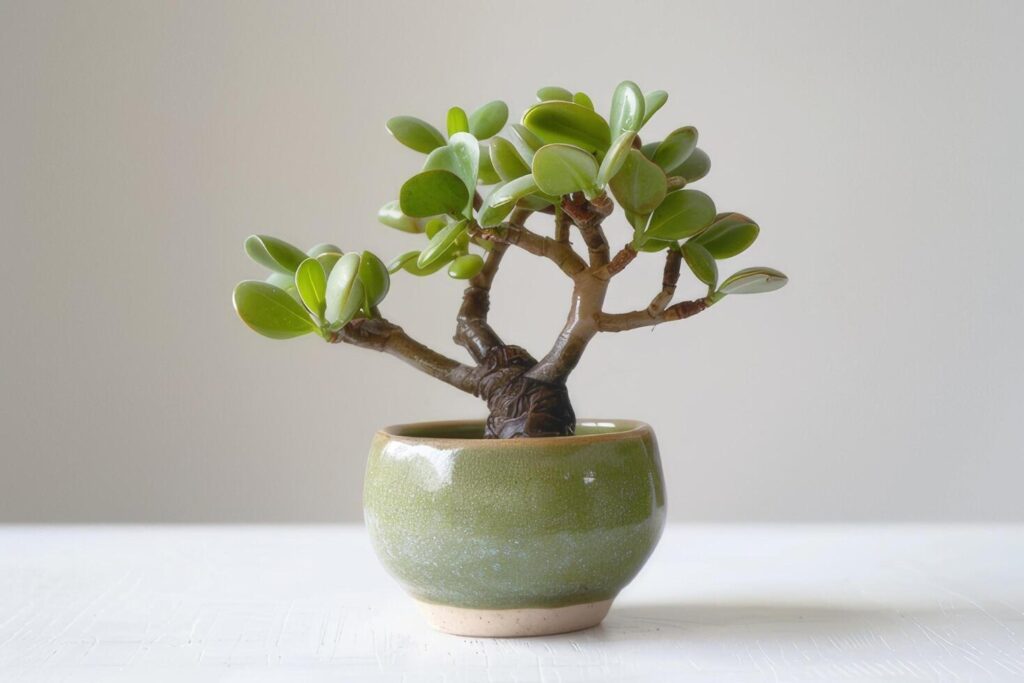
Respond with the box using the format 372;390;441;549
233;82;787;439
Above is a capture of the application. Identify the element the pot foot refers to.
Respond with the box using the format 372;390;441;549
415;598;613;637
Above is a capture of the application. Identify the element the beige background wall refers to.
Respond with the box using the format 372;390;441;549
2;0;1021;522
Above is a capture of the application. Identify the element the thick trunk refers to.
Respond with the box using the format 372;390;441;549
475;344;576;438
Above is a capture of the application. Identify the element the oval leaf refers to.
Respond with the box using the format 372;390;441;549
385;116;446;154
477;146;501;185
377;200;423;233
718;267;788;295
306;243;342;258
573;91;594;110
510;123;543;154
669;147;711;182
653;126;698;172
324;253;364;326
609;80;645;137
448;132;480;192
486;174;540;209
468;100;508;139
418;219;467;268
646;190;717;241
387;250;419;274
522;101;611;156
489;136;531;181
693;213;760;259
316;251;342;277
233;281;318;339
358;251;390;308
294;258;328;319
532;144;599;197
597;131;636;185
642;90;668;126
244;235;307;275
448;253;485;279
447;106;469;136
609;149;667;215
399;169;469;218
537;86;573;102
681;242;717;287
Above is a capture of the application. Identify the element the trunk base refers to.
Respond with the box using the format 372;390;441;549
476;345;575;439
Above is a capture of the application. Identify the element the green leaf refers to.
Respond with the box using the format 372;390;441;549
636;237;676;253
489;136;531;180
531;144;599;197
537;86;573;102
358;251;390;308
609;149;667;215
385;116;446;154
294;258;328;319
306;243;342;258
402;252;451;276
418;219;467;268
399;170;469;217
669;147;711;182
642;90;668;126
468;100;508;139
510;124;543;154
477;145;501;185
377;200;423;233
233;281;318;339
597;131;635;185
692;213;760;259
653;126;698;172
387;250;419;274
645;190;717;241
717;267;788;295
522;101;611;156
640;141;659;160
486;173;540;209
423;217;446;239
447;107;469;137
324;252;365;327
608;80;645;137
681;242;717;287
573;92;594;110
424;135;479;197
316;251;342;276
448;253;485;279
244;235;307;275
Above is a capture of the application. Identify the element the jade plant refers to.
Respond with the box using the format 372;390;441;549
233;82;787;438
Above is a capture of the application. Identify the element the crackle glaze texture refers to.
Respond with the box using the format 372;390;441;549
363;420;666;610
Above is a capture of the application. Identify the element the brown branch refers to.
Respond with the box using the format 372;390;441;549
554;206;570;245
330;318;479;394
562;192;613;268
595;244;638;280
469;221;587;279
454;243;508;363
596;297;710;332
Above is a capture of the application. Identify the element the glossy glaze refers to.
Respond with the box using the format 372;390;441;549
363;419;666;610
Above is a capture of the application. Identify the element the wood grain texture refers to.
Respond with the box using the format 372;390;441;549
1;525;1023;682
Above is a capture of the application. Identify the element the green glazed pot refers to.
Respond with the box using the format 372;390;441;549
363;419;666;637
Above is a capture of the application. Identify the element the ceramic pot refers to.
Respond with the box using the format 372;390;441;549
363;419;666;637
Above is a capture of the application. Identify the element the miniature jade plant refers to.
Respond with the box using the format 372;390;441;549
233;82;787;438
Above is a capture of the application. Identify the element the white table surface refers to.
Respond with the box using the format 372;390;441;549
1;525;1023;682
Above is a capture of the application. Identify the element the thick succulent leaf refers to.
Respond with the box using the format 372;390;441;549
645;190;717;241
486;173;540;209
537;86;573;102
531;144;599;197
294;258;328;319
387;250;419;274
510;123;543;154
244;235;307;275
608;80;645;137
377;200;423;233
306;243;343;258
681;242;718;287
399;169;469;217
425;133;479;194
640;141;659;161
609;149;667;215
446;106;469;136
597;131;636;185
477;146;501;185
653;126;698;172
448;253;485;279
358;251;390;307
468;100;508;139
316;251;342;276
693;213;760;259
642;90;668;126
522;101;611;156
418;219;467;268
385;116;445;154
636;236;677;253
489;136;531;180
717;267;788;295
233;281;318;339
572;92;594;110
423;217;446;239
669;147;711;182
324;252;365;326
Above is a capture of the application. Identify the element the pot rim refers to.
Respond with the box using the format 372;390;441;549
375;418;653;447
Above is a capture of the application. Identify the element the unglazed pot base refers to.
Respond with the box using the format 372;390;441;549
416;599;614;637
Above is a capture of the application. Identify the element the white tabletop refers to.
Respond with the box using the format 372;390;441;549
1;525;1022;682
